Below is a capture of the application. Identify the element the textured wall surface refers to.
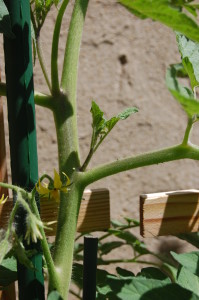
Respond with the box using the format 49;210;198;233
32;1;199;218
1;1;199;297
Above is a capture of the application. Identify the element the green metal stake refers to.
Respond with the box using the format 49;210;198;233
3;0;45;299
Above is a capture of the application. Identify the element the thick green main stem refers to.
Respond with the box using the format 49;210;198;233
53;182;84;298
49;1;89;299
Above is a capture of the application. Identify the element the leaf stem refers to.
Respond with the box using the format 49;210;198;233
0;182;25;194
69;289;82;299
36;35;52;93
0;85;54;109
30;194;60;292
51;0;70;95
34;92;54;109
98;257;160;267
80;148;94;171
182;117;193;146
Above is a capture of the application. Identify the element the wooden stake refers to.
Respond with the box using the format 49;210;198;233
140;189;199;237
0;87;15;300
0;188;110;235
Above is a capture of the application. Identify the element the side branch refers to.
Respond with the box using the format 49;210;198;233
51;0;70;94
34;92;54;110
36;36;52;93
0;86;54;110
81;144;199;187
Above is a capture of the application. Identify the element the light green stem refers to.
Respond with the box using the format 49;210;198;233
51;0;70;95
81;143;199;186
99;258;160;267
34;92;54;109
30;195;61;292
53;182;84;299
182;118;193;146
0;84;53;109
48;1;89;298
36;35;52;92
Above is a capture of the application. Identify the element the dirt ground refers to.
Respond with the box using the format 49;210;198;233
1;1;199;299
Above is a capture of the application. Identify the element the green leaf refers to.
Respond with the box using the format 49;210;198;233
47;291;63;300
183;4;196;17
13;239;34;270
177;266;199;296
105;116;120;131
90;101;138;151
72;263;83;289
99;241;125;255
171;251;199;276
133;239;150;255
111;219;126;228
137;267;170;283
117;107;138;120
178;232;199;248
166;66;199;116
116;267;135;279
171;63;188;78
97;275;199;300
162;263;178;282
31;0;60;35
91;101;106;133
0;238;12;265
108;229;138;244
108;229;149;254
0;257;17;287
0;0;14;38
124;217;140;226
105;107;138;131
176;33;199;89
119;0;199;42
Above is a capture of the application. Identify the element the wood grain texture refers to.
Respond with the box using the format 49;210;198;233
0;188;110;235
0;97;8;197
0;91;15;299
140;189;199;237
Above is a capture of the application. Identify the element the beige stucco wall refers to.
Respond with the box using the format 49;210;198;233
33;1;199;268
1;1;199;296
33;1;199;218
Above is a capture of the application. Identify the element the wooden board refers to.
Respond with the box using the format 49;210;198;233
0;188;110;235
0;85;16;299
0;97;8;197
140;189;199;237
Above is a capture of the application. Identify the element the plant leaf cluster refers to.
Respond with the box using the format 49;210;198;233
72;216;199;299
0;257;17;289
30;0;61;36
119;0;199;42
1;0;199;298
72;251;199;300
176;33;199;90
81;101;138;170
0;0;14;38
166;33;199;119
166;64;199;117
90;101;138;152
